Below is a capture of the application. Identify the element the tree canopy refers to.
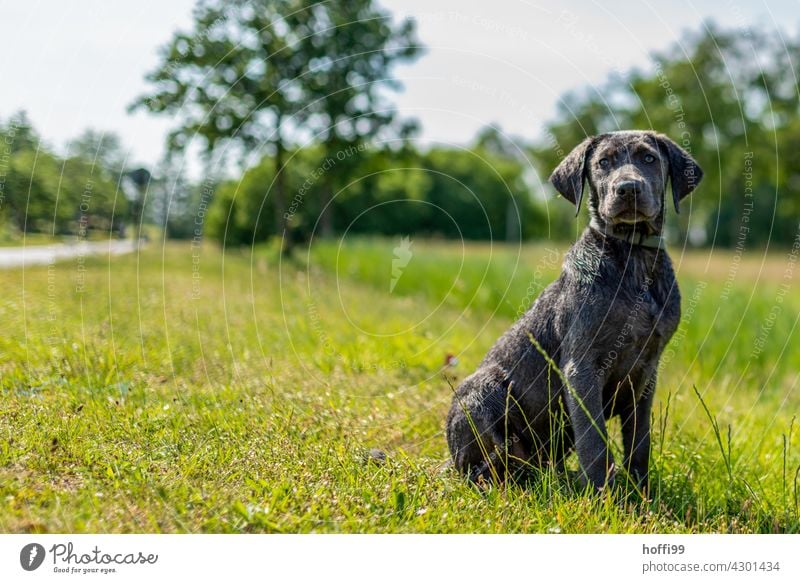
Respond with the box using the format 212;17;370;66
0;114;127;240
530;23;800;247
205;137;547;246
132;0;421;249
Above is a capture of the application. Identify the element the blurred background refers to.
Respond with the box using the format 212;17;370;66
1;0;799;251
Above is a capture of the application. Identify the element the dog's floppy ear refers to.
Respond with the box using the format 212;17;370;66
549;136;594;216
657;134;703;213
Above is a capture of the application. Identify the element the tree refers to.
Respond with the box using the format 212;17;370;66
131;0;420;250
205;143;548;245
67;129;127;176
298;1;421;236
207;145;325;246
0;115;127;238
131;0;308;251
475;125;541;241
421;146;545;241
65;130;130;237
530;22;800;247
147;154;202;240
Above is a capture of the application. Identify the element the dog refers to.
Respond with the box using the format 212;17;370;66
445;130;703;491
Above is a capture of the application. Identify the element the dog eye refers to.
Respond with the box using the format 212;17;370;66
598;158;609;168
644;154;655;163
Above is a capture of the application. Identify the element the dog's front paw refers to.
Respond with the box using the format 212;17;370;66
581;462;616;493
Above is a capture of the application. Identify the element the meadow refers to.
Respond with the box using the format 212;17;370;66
1;237;798;533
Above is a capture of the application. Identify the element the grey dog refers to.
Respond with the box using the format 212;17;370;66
445;130;703;491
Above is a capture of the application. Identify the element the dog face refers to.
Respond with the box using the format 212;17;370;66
550;130;703;231
588;132;667;226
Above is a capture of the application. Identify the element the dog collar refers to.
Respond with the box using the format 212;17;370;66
588;218;664;249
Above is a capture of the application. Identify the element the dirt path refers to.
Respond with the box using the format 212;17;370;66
0;240;139;268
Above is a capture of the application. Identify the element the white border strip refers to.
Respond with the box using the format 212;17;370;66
1;534;797;582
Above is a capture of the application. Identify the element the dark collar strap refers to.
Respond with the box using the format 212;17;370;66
588;217;664;249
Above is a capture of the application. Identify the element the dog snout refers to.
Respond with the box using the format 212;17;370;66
615;180;644;197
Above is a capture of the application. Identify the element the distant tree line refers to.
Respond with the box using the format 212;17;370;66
206;132;548;246
0;114;129;241
4;7;800;250
530;23;800;248
136;5;800;250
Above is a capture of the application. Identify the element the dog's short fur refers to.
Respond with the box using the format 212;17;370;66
446;130;703;490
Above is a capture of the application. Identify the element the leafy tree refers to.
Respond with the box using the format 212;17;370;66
132;0;420;250
332;144;432;238
2;111;40;154
206;143;547;244
530;22;800;247
421;146;545;241
0;114;127;238
131;0;310;250
297;0;421;236
207;145;324;246
146;154;207;240
65;129;130;235
67;129;127;176
6;149;60;233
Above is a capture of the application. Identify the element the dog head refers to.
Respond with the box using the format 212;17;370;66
549;131;703;234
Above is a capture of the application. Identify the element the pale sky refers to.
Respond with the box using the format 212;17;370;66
0;0;797;173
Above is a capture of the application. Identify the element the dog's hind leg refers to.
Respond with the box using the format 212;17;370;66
446;373;530;484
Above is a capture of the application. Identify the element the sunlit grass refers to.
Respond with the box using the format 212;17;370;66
0;239;798;532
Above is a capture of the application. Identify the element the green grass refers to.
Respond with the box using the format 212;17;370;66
1;238;798;533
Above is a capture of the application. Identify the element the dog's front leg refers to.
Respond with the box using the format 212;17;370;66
563;362;614;490
621;375;655;493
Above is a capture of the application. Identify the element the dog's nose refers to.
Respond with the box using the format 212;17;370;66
615;180;643;197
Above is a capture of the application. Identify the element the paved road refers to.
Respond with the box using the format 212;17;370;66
0;240;139;268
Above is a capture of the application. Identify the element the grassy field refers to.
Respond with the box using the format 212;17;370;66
1;237;799;533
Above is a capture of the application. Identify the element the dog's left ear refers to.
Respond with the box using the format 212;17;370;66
549;136;594;216
656;134;704;213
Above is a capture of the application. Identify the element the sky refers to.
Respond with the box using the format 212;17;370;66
0;0;797;173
